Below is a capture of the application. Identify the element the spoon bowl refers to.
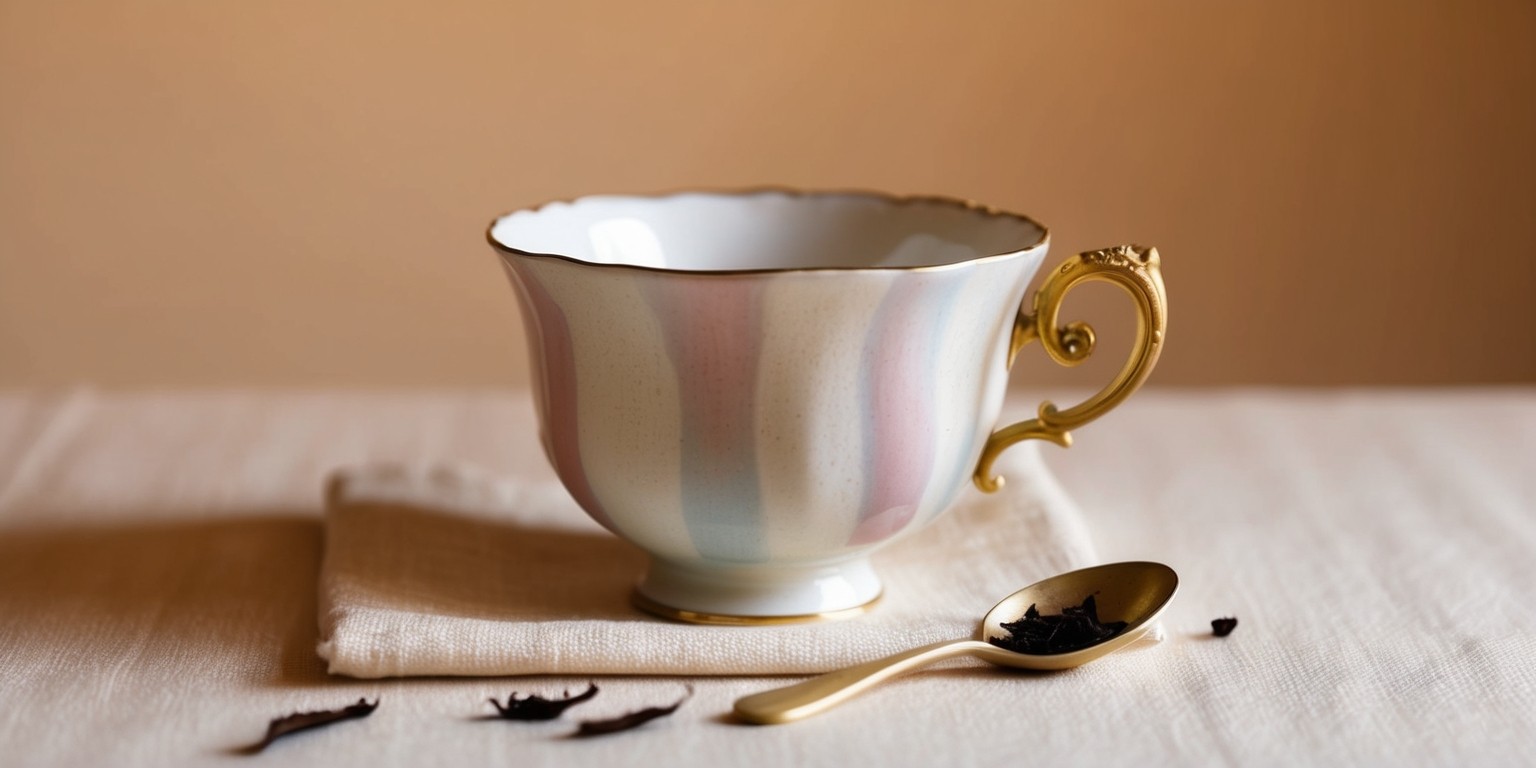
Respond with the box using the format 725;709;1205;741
977;560;1180;671
732;561;1178;724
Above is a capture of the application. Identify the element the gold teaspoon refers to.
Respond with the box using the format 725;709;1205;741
732;561;1179;724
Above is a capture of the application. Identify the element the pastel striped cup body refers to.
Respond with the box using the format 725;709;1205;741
490;191;1050;619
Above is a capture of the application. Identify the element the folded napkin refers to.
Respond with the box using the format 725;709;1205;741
317;444;1142;678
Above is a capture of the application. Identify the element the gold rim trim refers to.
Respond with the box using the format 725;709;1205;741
485;187;1051;277
630;589;883;626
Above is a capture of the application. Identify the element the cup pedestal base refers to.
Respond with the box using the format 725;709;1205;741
632;557;883;625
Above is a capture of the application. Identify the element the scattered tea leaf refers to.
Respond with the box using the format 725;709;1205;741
1211;617;1238;637
572;686;692;737
489;683;599;721
242;698;378;753
988;595;1129;654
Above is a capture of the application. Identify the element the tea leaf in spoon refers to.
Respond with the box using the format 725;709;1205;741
989;595;1128;654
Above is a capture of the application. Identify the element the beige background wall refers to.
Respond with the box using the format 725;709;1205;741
2;0;1533;389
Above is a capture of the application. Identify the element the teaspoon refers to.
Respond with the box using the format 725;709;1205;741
732;560;1178;724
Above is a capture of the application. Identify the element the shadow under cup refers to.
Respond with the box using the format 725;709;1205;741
487;190;1161;623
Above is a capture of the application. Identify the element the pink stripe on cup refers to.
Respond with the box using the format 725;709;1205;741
504;261;618;534
848;271;964;545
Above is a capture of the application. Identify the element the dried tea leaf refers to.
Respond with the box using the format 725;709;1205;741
572;686;692;737
241;698;378;753
989;595;1129;655
1211;617;1238;637
489;683;599;721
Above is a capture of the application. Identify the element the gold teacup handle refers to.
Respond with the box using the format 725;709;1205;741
973;244;1167;492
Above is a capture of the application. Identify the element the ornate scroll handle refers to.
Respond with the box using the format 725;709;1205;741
973;245;1167;493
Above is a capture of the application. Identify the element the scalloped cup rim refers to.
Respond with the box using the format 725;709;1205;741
485;187;1052;276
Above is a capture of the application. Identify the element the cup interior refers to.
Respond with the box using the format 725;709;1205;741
488;190;1046;272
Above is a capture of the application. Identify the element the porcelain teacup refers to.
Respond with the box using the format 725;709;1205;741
488;190;1165;623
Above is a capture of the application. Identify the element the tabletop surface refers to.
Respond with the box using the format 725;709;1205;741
1;388;1533;767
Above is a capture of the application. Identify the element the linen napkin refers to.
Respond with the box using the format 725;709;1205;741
317;444;1147;678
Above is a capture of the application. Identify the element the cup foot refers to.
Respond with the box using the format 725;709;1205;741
632;557;883;625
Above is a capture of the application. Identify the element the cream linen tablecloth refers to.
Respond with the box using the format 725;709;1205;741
1;389;1533;766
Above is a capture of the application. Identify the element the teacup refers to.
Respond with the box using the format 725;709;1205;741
488;190;1165;623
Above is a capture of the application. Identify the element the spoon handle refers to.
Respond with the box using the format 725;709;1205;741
733;639;997;724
